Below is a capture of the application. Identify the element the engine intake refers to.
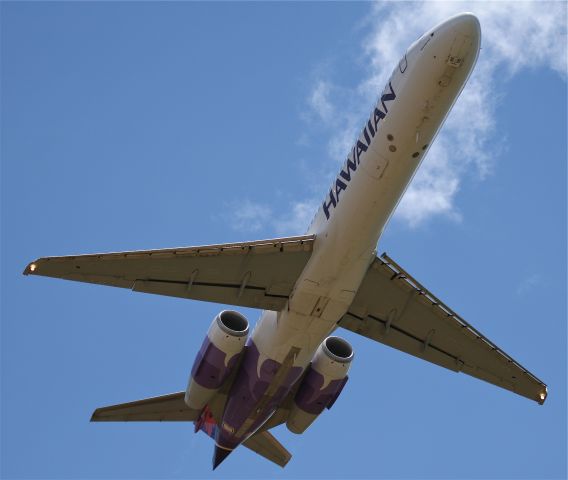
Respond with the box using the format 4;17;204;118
322;336;354;363
216;310;249;336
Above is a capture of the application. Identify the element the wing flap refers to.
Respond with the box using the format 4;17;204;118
132;279;287;311
340;312;462;373
91;392;200;422
338;253;547;404
24;235;315;310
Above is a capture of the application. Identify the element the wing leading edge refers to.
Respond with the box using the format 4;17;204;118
24;235;315;311
338;253;547;404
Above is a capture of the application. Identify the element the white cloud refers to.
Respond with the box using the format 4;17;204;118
516;273;543;296
396;138;462;226
229;199;271;233
308;80;335;124
227;198;318;237
306;1;567;227
304;79;363;163
272;199;319;236
227;2;566;236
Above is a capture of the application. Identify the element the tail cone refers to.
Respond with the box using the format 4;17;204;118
212;445;232;470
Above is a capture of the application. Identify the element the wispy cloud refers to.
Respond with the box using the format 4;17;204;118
227;2;566;235
516;273;543;296
307;1;567;227
304;79;363;163
227;198;318;237
397;139;462;227
228;199;271;233
272;199;319;236
308;80;335;124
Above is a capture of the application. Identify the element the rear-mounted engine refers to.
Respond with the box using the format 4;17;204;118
184;310;249;411
286;336;353;434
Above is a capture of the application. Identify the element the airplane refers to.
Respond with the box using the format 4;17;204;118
24;12;547;470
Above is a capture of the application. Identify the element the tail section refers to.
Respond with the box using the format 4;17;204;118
194;406;291;469
242;430;292;468
212;445;233;470
92;395;291;469
194;405;218;437
90;392;199;422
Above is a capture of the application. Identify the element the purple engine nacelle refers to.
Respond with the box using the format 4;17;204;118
286;336;353;434
184;310;249;412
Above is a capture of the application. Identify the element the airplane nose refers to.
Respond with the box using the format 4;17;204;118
453;13;481;38
439;12;481;41
425;12;481;70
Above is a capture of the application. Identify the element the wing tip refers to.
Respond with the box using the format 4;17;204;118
23;260;41;276
537;386;548;405
280;453;292;468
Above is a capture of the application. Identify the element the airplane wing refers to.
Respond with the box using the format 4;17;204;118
338;253;548;404
91;392;199;421
243;430;292;468
24;235;315;311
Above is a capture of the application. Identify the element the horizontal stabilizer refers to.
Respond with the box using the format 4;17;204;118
243;430;292;468
91;392;200;422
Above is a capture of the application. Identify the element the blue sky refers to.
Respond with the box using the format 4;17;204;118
2;2;566;479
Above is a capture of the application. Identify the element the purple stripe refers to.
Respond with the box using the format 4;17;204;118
293;366;346;415
216;341;303;450
191;337;240;390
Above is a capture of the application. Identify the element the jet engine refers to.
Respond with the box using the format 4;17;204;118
184;310;249;411
286;336;353;434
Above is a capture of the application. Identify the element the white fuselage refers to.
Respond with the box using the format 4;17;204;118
252;13;481;371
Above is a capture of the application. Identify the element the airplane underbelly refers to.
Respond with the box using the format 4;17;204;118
216;309;329;451
215;18;482;456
